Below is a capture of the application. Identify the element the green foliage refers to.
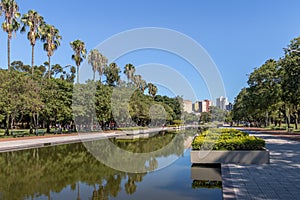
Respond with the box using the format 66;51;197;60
88;49;107;81
40;24;62;78
192;128;265;150
70;39;86;83
104;62;121;86
233;36;300;129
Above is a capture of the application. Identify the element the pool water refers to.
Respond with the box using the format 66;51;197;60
0;130;222;200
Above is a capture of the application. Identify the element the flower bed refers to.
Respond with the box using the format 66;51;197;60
192;128;265;150
190;128;269;164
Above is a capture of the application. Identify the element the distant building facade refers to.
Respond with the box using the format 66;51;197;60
183;100;193;113
226;102;233;111
193;100;212;113
216;96;228;110
193;101;200;113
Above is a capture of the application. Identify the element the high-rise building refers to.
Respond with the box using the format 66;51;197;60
203;100;212;112
193;101;201;113
226;102;233;111
183;100;193;113
193;100;212;113
216;96;227;110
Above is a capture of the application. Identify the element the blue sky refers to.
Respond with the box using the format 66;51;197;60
1;0;300;103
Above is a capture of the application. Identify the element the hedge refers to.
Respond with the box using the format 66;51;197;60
192;128;265;150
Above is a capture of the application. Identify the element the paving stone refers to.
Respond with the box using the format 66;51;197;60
222;133;300;200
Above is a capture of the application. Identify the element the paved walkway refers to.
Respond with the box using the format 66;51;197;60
0;127;173;152
0;132;122;152
222;131;300;200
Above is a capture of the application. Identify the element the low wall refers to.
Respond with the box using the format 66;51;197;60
190;149;270;164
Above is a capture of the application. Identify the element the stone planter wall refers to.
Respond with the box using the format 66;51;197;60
190;149;270;164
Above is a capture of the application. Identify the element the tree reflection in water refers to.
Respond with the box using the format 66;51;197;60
0;130;195;200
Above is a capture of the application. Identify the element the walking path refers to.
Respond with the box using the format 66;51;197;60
0;127;175;152
222;130;300;200
0;132;122;152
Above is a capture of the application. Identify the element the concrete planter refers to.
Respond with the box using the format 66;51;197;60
190;149;269;164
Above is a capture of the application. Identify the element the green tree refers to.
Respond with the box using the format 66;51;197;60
88;49;107;81
147;83;157;97
280;37;300;129
133;75;147;92
41;24;62;78
104;63;120;86
20;10;45;74
247;59;281;126
0;0;20;71
124;63;135;83
41;78;73;132
70;39;86;83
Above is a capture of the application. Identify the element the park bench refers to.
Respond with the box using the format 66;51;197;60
35;129;45;136
11;131;28;138
53;129;62;134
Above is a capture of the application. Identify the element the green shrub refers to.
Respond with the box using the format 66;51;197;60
117;126;148;131
192;128;265;150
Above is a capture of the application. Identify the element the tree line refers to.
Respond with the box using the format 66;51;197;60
232;36;300;129
0;0;183;134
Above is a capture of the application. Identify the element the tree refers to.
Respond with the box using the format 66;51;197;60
247;59;281;127
70;39;86;83
41;24;62;79
0;70;42;134
104;63;120;86
124;63;135;83
20;10;45;74
147;83;157;97
0;0;20;71
133;75;147;92
280;37;300;129
88;49;107;81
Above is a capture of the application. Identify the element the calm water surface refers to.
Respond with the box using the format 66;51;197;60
0;130;222;200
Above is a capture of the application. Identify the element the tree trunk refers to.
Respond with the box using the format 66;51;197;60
32;44;35;75
77;65;79;84
294;112;298;130
5;114;10;136
46;120;51;133
265;111;269;127
48;56;51;79
93;71;95;81
7;37;10;71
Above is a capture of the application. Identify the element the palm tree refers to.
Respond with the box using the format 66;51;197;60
133;74;147;92
70;39;86;83
148;83;158;97
104;62;120;86
41;24;62;79
124;63;135;82
0;0;20;71
88;49;107;81
20;10;45;74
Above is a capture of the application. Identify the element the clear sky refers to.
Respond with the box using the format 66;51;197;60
1;0;300;103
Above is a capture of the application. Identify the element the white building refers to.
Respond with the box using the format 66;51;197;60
183;100;193;113
216;96;227;110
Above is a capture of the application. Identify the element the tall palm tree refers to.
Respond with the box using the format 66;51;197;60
0;0;20;71
124;63;135;82
41;24;62;79
70;39;86;84
88;49;107;81
20;10;45;74
147;83;158;97
104;62;120;86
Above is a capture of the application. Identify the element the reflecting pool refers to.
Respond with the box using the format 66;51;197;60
0;130;222;200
